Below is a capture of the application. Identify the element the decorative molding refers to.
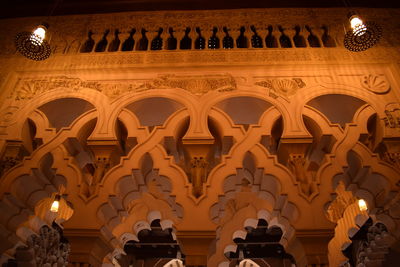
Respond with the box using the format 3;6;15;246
10;74;237;102
255;77;306;99
360;74;390;94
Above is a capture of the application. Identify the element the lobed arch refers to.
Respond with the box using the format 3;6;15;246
205;107;295;203
301;90;387;124
208;151;301;266
326;181;398;266
100;108;189;192
96;153;183;262
4;93;103;141
0;111;96;197
106;90;203;141
201;91;305;137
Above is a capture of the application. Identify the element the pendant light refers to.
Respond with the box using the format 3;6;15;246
50;194;61;212
15;23;51;61
15;0;63;60
344;11;382;52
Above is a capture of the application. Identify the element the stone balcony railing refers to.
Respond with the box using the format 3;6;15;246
0;8;398;56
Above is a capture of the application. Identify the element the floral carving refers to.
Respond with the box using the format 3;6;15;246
13;76;101;100
137;74;237;95
12;74;237;101
360;74;390;94
255;78;305;98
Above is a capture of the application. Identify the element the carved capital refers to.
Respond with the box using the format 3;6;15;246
80;139;121;198
288;153;318;201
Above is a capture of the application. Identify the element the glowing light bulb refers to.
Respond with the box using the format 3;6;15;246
50;195;61;213
349;15;367;36
30;25;47;46
358;199;368;211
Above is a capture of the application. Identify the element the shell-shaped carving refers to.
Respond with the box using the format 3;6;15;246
255;78;305;98
360;74;390;94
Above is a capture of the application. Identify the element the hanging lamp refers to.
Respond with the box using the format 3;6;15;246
15;23;51;60
344;11;382;52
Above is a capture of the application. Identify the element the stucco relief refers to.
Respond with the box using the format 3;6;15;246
254;77;306;99
360;74;390;94
10;74;237;101
383;103;400;128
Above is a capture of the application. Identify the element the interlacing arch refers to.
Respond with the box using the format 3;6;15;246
0;70;399;266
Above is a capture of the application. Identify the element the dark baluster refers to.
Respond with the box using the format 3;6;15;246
321;25;336;47
306;25;321;47
151;27;163;50
293;25;307;47
195;27;206;49
137;28;149;51
250;25;263;48
236;26;248;48
121;29;136;51
180;27;192;50
222;27;234;49
208;27;220;49
108;29;120;52
166;27;177;50
80;30;95;53
95;29;109;52
278;26;292;48
265;25;278;48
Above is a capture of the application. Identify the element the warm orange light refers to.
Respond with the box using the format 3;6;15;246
30;25;47;46
349;15;367;36
50;194;61;212
358;199;368;211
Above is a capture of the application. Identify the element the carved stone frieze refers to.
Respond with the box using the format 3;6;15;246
137;74;236;95
255;77;306;99
10;74;237;101
360;74;390;94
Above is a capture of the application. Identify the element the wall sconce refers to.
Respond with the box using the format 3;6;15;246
15;23;51;61
344;11;382;52
358;199;368;212
50;194;61;213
